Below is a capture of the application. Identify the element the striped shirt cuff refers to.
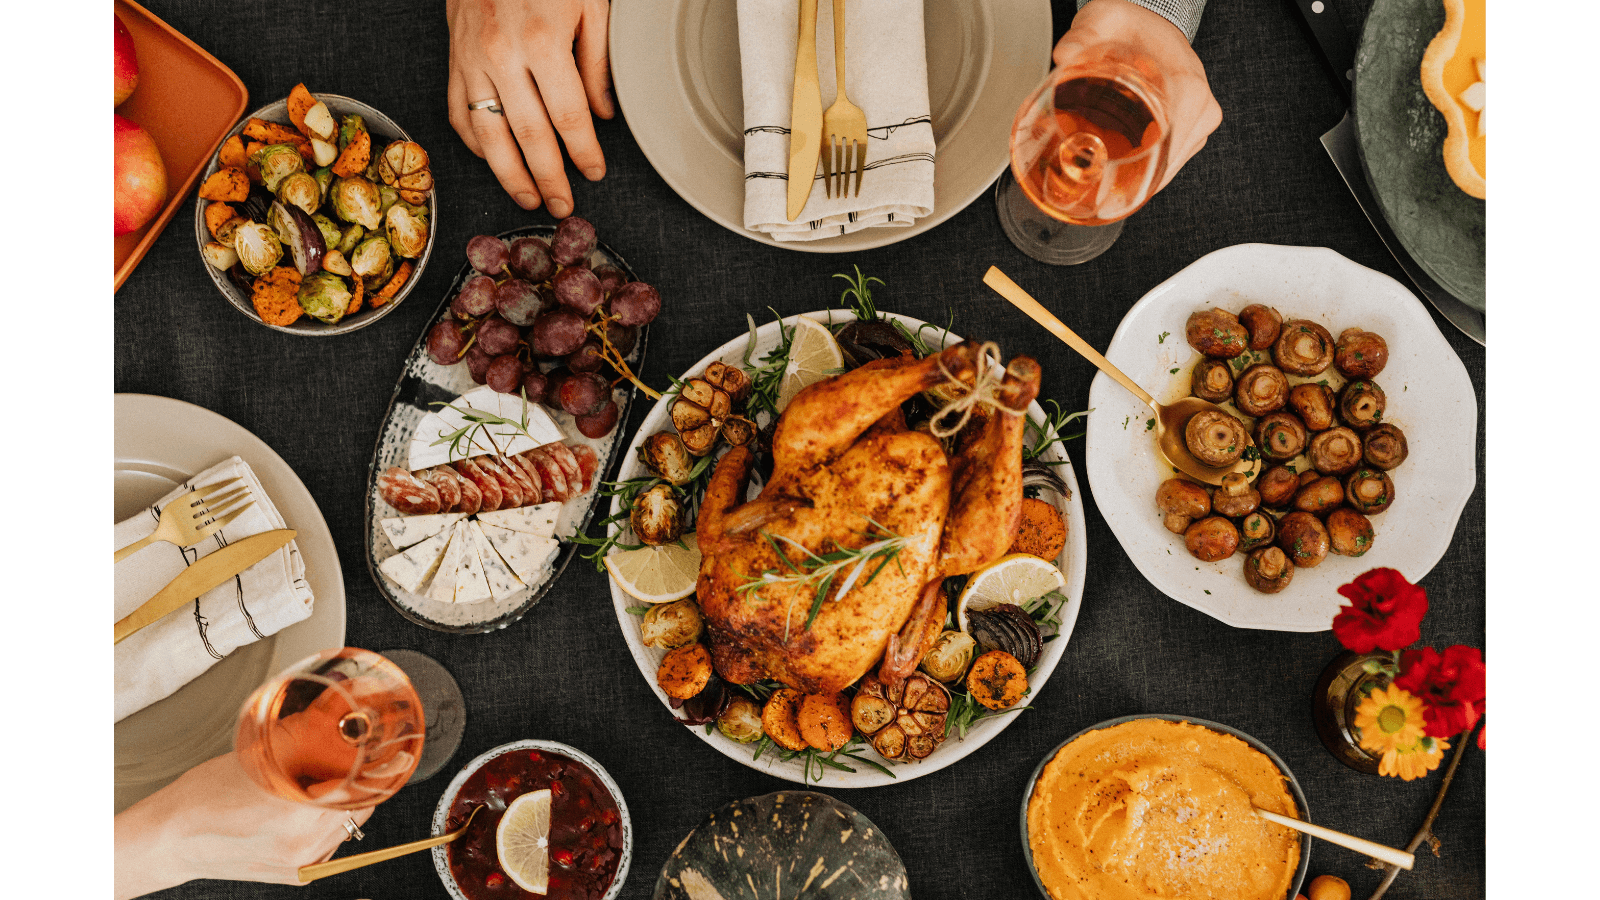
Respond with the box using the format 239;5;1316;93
1077;0;1206;44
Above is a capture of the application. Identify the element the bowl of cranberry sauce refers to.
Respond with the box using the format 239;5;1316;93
432;739;632;900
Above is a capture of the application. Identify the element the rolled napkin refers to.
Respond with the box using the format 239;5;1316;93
739;0;934;241
114;456;314;722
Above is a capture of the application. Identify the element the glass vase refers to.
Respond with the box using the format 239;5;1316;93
1310;649;1389;774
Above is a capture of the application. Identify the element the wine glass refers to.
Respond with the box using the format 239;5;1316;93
996;43;1172;265
234;647;425;810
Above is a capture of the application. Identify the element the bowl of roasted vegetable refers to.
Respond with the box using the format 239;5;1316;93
193;84;437;335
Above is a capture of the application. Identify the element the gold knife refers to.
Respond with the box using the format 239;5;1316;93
114;529;297;645
786;0;823;220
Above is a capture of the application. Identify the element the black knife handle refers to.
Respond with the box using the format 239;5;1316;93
1288;0;1357;104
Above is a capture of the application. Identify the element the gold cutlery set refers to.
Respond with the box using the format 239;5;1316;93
787;0;867;220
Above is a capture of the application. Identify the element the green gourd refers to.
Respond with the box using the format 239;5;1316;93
653;791;910;900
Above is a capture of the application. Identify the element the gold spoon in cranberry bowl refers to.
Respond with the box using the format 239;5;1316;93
984;267;1260;486
297;805;485;883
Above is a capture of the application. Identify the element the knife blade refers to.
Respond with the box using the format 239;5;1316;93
114;529;297;645
786;0;823;221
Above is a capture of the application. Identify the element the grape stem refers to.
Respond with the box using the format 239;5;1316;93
589;316;661;400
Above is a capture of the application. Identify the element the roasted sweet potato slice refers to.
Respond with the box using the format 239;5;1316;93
1008;497;1067;562
332;126;370;178
217;134;249;171
204;202;238;240
344;273;365;317
198;168;250;202
242;117;307;147
966;651;1029;711
287;83;318;136
657;643;712;700
761;688;809;751
250;266;303;327
798;692;853;751
371;260;413;307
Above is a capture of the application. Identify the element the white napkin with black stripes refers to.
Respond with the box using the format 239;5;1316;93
739;0;935;240
114;456;314;722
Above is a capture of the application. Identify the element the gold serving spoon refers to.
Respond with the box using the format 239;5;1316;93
983;267;1260;486
297;805;484;884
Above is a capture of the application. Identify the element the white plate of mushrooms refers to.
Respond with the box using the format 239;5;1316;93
1084;244;1477;631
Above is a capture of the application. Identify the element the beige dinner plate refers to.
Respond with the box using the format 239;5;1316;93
609;0;1051;251
114;394;345;813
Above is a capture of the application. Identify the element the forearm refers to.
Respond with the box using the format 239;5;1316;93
1077;0;1206;43
114;791;192;900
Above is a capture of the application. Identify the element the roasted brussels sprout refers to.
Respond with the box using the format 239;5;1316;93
1184;516;1240;562
716;696;764;743
1334;328;1389;379
1339;380;1387;430
1327;508;1376;557
1292;475;1344;514
338;113;367;149
338;222;365;256
631;483;685;546
1156;478;1211;534
311;166;334;204
1254;411;1308;462
1238;511;1275;552
201;241;239;271
232;221;283;276
919;630;977;683
296;271;352;324
1244;546;1295;593
377;184;400;218
1234;364;1290;417
1276;511;1330;567
640;599;703;649
385;202;429;259
1363;423;1409;470
1308;426;1363;476
252;143;306;193
349;236;392;279
1287;383;1337;432
274;171;321;216
1273;319;1335;375
1211;472;1260;518
331;175;383;230
1190;358;1234;402
1186;308;1249;358
1239;304;1283;350
378;140;434;204
1345;467;1394;514
1257;465;1300;508
1185;409;1248;467
311;213;343;249
637;432;698;485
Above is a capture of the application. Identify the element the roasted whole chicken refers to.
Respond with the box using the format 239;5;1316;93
696;341;1041;694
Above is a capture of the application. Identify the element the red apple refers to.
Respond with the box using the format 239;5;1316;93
114;15;139;106
115;113;167;235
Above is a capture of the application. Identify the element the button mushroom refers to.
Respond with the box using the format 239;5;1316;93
1234;364;1290;417
1257;465;1300;508
1272;320;1335;376
1292;475;1345;514
1276;511;1330;567
1338;380;1387;430
1185;516;1240;562
1327;508;1376;557
1287;383;1337;432
1345;467;1395;514
1212;472;1261;518
1186;308;1250;358
1190;358;1235;402
1254;411;1308;462
1334;328;1389;379
1185;409;1249;467
1308;426;1364;476
1363;423;1409;470
1238;304;1283;350
1156;478;1212;534
1244;545;1295;593
1238;510;1276;551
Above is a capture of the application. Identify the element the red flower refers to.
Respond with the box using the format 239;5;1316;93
1395;645;1486;738
1331;568;1428;653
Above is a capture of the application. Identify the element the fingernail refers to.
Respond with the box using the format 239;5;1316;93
514;192;538;210
548;198;572;218
582;166;604;181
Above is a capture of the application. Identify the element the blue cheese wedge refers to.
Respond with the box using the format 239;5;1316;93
377;528;454;594
409;385;564;470
380;512;464;551
427;521;470;604
452;525;494;604
480;522;561;584
475;502;562;538
467;521;525;602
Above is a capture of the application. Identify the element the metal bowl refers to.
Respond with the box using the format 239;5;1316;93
432;739;632;900
1019;714;1311;900
192;94;437;336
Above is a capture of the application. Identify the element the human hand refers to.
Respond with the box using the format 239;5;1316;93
114;752;375;898
1054;0;1221;194
446;0;615;217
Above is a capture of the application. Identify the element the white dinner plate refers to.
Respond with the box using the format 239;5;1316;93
609;0;1051;252
1083;244;1477;632
607;312;1088;786
115;394;345;813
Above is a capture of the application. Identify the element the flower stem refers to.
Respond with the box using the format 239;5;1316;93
1362;718;1480;900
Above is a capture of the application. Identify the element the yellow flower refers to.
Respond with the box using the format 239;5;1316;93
1379;737;1449;781
1353;685;1428;755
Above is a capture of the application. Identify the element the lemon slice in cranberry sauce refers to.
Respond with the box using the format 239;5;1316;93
496;788;552;894
1420;0;1485;198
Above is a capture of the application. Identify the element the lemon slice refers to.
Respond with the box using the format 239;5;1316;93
496;788;552;894
605;536;702;603
957;554;1066;633
776;317;846;410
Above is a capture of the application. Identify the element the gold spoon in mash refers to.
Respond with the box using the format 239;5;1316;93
297;805;484;883
984;267;1261;486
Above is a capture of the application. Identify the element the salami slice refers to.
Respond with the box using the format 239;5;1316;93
453;470;483;515
379;466;442;515
479;456;524;509
496;454;541;506
505;453;544;505
544;442;584;492
453;457;503;511
523;447;570;502
569;444;599;493
418;465;462;512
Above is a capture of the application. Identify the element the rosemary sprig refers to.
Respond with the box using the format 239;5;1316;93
752;733;896;783
743;310;795;421
1022;399;1091;462
833;265;884;321
573;454;719;572
428;392;542;460
738;522;908;638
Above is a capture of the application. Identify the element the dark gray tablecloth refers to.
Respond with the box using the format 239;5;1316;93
115;1;1485;897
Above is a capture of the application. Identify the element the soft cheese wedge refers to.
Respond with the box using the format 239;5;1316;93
476;502;562;538
409;385;565;470
427;521;471;603
468;521;526;602
380;512;464;551
452;523;494;604
378;527;455;594
480;522;561;584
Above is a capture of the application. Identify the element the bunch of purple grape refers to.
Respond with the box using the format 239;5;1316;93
425;217;662;438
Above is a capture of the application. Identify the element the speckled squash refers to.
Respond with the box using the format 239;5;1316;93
653;791;910;900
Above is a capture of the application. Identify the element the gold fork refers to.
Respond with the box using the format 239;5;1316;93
821;0;868;199
114;477;255;563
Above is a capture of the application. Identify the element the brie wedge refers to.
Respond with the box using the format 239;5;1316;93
378;527;454;594
475;502;562;538
480;522;561;584
427;521;471;603
380;512;464;551
409;386;564;470
468;521;526;602
452;524;494;604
